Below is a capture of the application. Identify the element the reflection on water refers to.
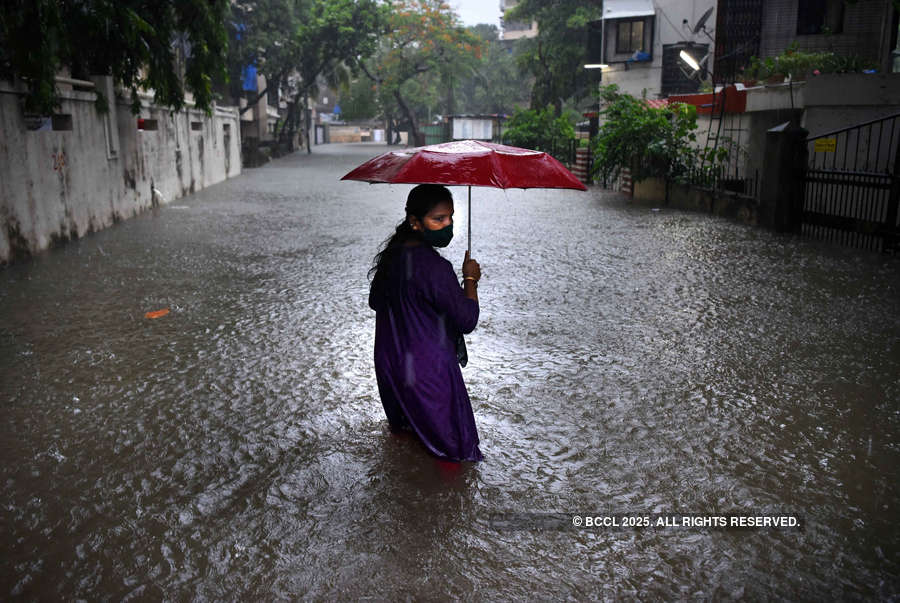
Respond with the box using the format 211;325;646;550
1;144;898;599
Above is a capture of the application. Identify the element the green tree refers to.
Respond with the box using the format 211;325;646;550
288;0;384;149
339;77;379;121
227;0;306;114
590;85;700;185
505;0;601;114
360;0;482;145
457;25;531;115
0;0;229;114
502;105;576;160
228;0;384;150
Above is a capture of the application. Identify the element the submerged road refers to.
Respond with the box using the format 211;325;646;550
1;143;899;599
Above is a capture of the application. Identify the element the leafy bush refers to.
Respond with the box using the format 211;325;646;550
590;85;700;184
502;106;576;153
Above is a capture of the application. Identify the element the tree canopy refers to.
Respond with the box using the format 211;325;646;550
227;0;307;108
456;24;531;115
0;0;229;114
505;0;601;113
501;105;576;157
591;85;700;185
226;0;384;148
359;0;482;145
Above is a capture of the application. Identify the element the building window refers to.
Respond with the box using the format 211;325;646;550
797;0;843;35
616;19;645;54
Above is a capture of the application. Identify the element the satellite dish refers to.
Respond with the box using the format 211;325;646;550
693;7;714;34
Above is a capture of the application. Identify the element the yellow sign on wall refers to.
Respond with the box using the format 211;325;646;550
814;138;837;152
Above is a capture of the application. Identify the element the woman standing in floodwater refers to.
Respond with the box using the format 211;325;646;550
368;184;484;462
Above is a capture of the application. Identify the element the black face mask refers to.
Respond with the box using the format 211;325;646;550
421;223;453;248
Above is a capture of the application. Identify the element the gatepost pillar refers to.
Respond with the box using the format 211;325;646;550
760;122;808;233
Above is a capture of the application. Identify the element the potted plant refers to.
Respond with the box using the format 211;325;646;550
740;58;760;87
763;57;785;84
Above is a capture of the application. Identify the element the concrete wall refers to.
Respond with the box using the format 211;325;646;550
328;125;364;143
801;73;900;136
687;74;899;186
632;176;760;226
695;102;802;182
0;80;241;264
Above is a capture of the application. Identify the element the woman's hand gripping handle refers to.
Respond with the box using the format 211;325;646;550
462;250;480;302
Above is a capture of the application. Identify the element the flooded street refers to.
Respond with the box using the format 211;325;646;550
1;143;899;599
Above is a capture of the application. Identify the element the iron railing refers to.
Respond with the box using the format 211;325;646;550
681;164;760;199
529;138;578;168
802;111;900;253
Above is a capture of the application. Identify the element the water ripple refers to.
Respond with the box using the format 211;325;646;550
1;144;898;599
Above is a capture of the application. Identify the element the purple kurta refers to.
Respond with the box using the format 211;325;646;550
369;244;483;462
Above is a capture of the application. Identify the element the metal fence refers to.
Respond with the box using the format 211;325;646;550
422;124;447;146
801;111;900;253
682;164;761;199
529;139;578;168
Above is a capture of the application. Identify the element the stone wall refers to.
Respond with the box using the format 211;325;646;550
0;80;241;264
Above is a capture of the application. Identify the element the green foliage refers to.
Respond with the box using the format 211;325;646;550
293;0;384;96
227;0;383;146
227;0;305;99
0;0;229;114
340;5;531;127
741;43;879;83
457;25;532;115
361;0;483;144
590;85;700;184
502;105;576;152
505;0;602;113
339;77;379;121
229;0;383;104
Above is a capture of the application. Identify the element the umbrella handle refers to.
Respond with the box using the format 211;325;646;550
467;186;471;254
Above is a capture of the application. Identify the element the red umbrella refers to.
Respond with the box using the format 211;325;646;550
341;140;587;251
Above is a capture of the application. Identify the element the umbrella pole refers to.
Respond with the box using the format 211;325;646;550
467;186;471;254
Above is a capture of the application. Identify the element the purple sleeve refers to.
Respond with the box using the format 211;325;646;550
420;257;479;334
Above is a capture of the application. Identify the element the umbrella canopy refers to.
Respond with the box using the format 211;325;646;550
340;140;587;191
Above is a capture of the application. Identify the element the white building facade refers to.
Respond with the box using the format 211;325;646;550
592;0;718;99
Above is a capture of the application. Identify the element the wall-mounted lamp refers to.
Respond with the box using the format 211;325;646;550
584;64;609;69
679;50;702;72
678;48;710;79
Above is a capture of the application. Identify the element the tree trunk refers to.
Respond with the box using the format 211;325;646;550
238;71;285;116
394;90;423;146
305;93;312;154
240;85;268;116
277;101;297;152
386;113;394;146
446;74;454;118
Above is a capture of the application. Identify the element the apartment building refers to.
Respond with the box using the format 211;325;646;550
500;0;538;40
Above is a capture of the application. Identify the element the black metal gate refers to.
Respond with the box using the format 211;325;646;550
802;112;900;253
